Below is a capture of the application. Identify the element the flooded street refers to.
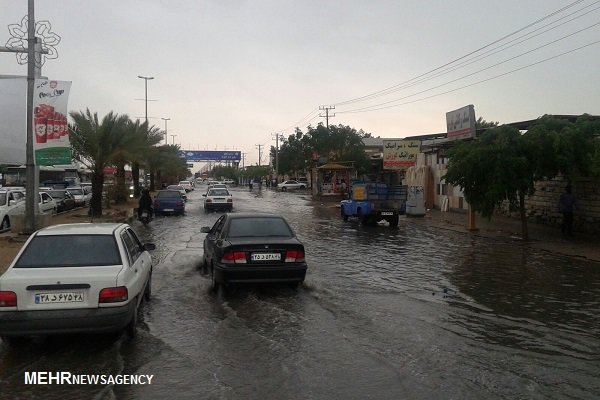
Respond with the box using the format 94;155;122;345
1;186;599;399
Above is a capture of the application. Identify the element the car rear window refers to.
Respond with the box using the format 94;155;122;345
227;217;293;238
157;191;181;198
68;189;84;195
48;191;66;199
14;234;122;268
209;189;229;196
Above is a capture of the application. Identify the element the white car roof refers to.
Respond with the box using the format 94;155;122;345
35;223;126;236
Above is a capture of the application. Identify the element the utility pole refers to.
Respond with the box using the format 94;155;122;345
25;0;36;234
161;117;170;145
319;105;335;129
272;133;283;183
255;144;263;166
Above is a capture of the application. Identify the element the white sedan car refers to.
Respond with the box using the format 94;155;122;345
277;180;307;191
0;223;155;342
203;187;233;212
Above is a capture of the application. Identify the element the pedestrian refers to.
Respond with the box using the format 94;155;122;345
559;185;576;235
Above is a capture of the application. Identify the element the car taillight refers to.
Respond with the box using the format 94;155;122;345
221;251;247;264
0;291;17;307
285;250;305;262
99;287;128;303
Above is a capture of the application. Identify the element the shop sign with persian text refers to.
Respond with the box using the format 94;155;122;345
383;139;421;170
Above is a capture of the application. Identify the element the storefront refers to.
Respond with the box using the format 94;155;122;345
314;163;354;196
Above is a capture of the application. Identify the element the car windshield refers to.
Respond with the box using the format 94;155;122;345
47;191;65;199
208;189;229;196
157;191;181;198
227;217;293;238
167;186;184;190
14;235;122;267
0;193;6;205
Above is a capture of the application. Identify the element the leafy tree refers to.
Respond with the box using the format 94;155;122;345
476;117;499;129
69;109;130;217
275;123;371;176
445;115;600;240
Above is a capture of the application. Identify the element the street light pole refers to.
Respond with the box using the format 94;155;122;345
137;75;154;122
171;134;177;145
161;117;170;145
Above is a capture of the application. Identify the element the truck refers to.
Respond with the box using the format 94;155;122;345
340;182;407;227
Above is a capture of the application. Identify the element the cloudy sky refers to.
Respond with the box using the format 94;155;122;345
2;0;599;165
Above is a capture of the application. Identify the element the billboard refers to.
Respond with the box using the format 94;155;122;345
383;139;421;170
33;79;72;166
0;77;27;165
179;150;241;162
446;104;476;140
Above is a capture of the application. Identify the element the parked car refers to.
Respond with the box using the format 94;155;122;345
277;180;307;191
178;181;193;192
166;185;187;202
45;189;76;213
153;190;185;216
66;186;91;207
0;188;26;231
35;191;57;215
203;188;233;212
0;223;155;341
200;213;307;291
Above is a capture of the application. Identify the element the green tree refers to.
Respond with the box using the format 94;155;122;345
69;109;130;217
445;115;600;240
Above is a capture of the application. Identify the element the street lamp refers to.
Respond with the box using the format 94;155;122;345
137;75;154;122
170;134;177;145
161;117;170;145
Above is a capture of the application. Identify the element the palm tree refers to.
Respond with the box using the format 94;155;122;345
129;120;164;198
69;109;130;217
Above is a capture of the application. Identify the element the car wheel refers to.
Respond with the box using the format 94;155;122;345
0;217;9;231
300;185;306;189
281;187;287;192
211;265;220;292
389;216;399;228
288;281;301;290
341;209;348;221
125;305;138;339
144;274;152;301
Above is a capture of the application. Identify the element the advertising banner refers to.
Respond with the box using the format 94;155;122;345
33;79;72;166
383;139;421;170
446;104;476;140
178;150;241;162
0;77;27;165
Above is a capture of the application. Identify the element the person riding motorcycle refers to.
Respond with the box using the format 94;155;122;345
138;189;153;219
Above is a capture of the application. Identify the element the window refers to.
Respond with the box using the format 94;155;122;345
121;231;141;264
15;235;121;267
227;217;293;238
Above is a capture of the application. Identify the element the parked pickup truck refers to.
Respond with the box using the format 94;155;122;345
340;183;407;227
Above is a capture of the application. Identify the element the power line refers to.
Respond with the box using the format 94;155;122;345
332;0;591;107
338;40;600;114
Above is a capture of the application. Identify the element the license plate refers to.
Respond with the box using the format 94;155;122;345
35;292;84;304
381;211;394;216
163;208;174;212
251;253;281;261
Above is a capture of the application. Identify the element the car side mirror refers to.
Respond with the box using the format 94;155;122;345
200;227;210;233
144;243;156;251
202;194;206;197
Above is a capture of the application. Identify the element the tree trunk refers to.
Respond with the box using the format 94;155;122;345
114;162;128;204
149;171;156;192
90;170;104;217
132;161;140;198
519;190;529;241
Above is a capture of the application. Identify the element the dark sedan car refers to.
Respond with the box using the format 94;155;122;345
200;213;307;291
153;190;185;216
45;189;76;213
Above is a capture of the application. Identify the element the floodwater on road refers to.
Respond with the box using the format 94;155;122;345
1;186;599;399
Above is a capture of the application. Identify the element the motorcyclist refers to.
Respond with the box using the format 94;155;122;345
138;188;153;219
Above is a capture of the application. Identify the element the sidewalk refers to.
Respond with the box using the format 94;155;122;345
415;208;600;263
